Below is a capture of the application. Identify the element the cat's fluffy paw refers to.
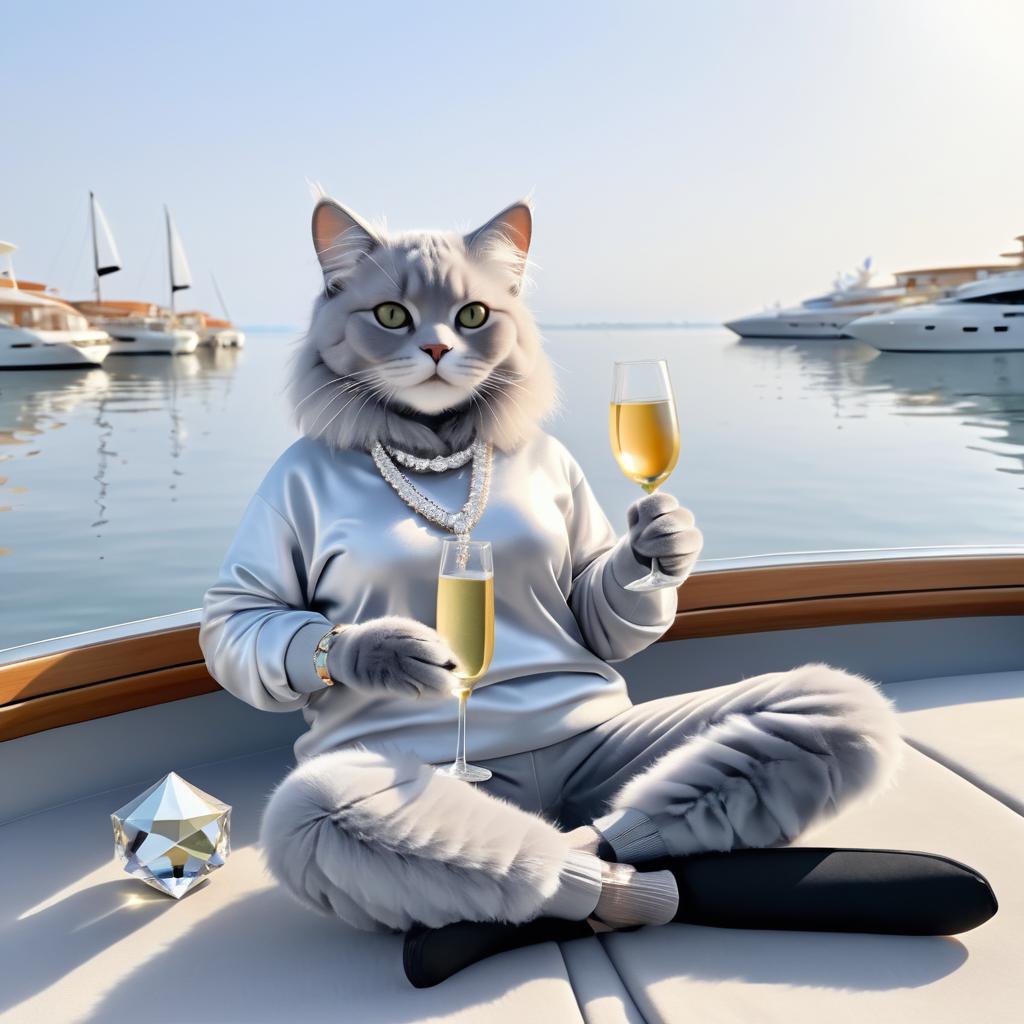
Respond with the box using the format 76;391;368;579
626;493;703;577
327;616;458;698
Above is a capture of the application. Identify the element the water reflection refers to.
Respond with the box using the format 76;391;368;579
858;351;1024;482
0;347;247;544
734;338;1024;481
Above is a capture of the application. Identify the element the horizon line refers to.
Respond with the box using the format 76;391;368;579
238;320;723;333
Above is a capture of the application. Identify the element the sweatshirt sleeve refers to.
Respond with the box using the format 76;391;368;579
564;459;678;663
199;492;334;712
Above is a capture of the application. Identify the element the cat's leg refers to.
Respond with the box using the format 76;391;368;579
259;745;604;932
558;663;903;863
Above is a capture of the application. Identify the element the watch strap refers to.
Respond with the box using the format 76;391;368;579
313;624;350;686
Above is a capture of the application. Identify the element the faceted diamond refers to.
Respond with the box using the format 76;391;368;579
111;771;231;899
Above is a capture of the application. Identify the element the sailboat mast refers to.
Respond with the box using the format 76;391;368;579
90;192;101;304
164;205;175;316
212;273;232;322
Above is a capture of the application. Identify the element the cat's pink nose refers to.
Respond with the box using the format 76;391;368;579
420;343;451;364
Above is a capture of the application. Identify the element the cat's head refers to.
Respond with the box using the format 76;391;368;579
288;197;557;456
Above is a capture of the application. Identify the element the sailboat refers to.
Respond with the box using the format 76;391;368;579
73;195;200;356
179;274;246;348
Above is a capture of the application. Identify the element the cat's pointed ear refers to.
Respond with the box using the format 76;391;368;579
312;198;380;292
465;200;533;292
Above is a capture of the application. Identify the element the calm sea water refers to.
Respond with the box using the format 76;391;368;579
1;328;1022;650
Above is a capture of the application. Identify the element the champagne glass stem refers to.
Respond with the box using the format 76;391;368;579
453;688;470;774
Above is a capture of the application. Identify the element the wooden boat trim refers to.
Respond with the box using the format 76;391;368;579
1;552;1022;741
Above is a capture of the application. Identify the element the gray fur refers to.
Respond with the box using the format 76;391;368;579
327;615;457;698
610;664;903;853
289;198;557;457
259;745;572;932
258;665;901;933
626;492;703;577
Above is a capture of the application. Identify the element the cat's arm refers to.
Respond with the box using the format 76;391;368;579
199;493;457;712
199;492;337;712
563;453;702;662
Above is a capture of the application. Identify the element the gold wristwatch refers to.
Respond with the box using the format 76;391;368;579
313;624;351;686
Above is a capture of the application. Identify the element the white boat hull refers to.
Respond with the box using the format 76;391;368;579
725;300;913;340
847;305;1024;352
105;325;200;355
725;312;851;339
0;326;110;368
199;327;245;348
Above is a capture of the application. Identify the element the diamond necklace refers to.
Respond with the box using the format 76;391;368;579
369;439;493;538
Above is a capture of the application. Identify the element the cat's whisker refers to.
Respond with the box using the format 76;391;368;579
486;372;531;393
306;385;350;434
316;382;375;439
363;252;401;291
479;379;531;428
293;369;375;411
306;370;383;433
292;376;345;411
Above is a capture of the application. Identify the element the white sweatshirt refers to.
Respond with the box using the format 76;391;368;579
199;431;677;765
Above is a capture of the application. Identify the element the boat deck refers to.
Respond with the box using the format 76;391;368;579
2;670;1022;1023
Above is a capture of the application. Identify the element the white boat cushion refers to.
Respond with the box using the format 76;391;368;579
598;746;1021;1024
0;746;585;1024
888;669;1024;815
2;677;1022;1023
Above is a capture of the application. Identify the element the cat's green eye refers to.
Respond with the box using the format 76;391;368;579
456;302;489;329
373;302;411;329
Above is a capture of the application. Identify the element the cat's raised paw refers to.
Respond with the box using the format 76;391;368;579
626;493;703;577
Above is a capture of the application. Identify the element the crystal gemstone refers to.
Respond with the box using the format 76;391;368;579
111;771;231;899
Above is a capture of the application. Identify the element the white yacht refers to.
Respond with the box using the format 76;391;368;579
727;239;1024;340
725;261;929;339
73;195;199;356
74;299;200;356
845;271;1024;352
0;243;110;369
179;311;246;348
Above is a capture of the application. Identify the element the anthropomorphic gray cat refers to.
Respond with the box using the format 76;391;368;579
200;198;901;933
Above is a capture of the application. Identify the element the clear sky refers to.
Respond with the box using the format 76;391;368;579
4;0;1023;326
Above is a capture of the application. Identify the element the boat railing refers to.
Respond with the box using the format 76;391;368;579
1;545;1022;743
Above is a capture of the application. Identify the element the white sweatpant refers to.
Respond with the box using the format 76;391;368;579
259;663;902;932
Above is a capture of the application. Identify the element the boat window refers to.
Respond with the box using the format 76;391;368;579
924;325;935;330
961;288;1024;305
962;326;979;332
994;325;1009;332
0;303;90;331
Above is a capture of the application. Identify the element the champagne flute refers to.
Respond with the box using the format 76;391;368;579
609;359;683;591
436;539;495;782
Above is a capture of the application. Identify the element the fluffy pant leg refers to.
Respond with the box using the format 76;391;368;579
607;664;903;856
259;746;600;932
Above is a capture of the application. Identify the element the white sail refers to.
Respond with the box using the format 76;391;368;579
90;194;122;278
165;207;193;296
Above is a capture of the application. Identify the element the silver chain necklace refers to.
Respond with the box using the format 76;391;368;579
369;439;493;538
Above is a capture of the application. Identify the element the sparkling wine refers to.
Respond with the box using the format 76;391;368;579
436;570;494;690
609;399;680;492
